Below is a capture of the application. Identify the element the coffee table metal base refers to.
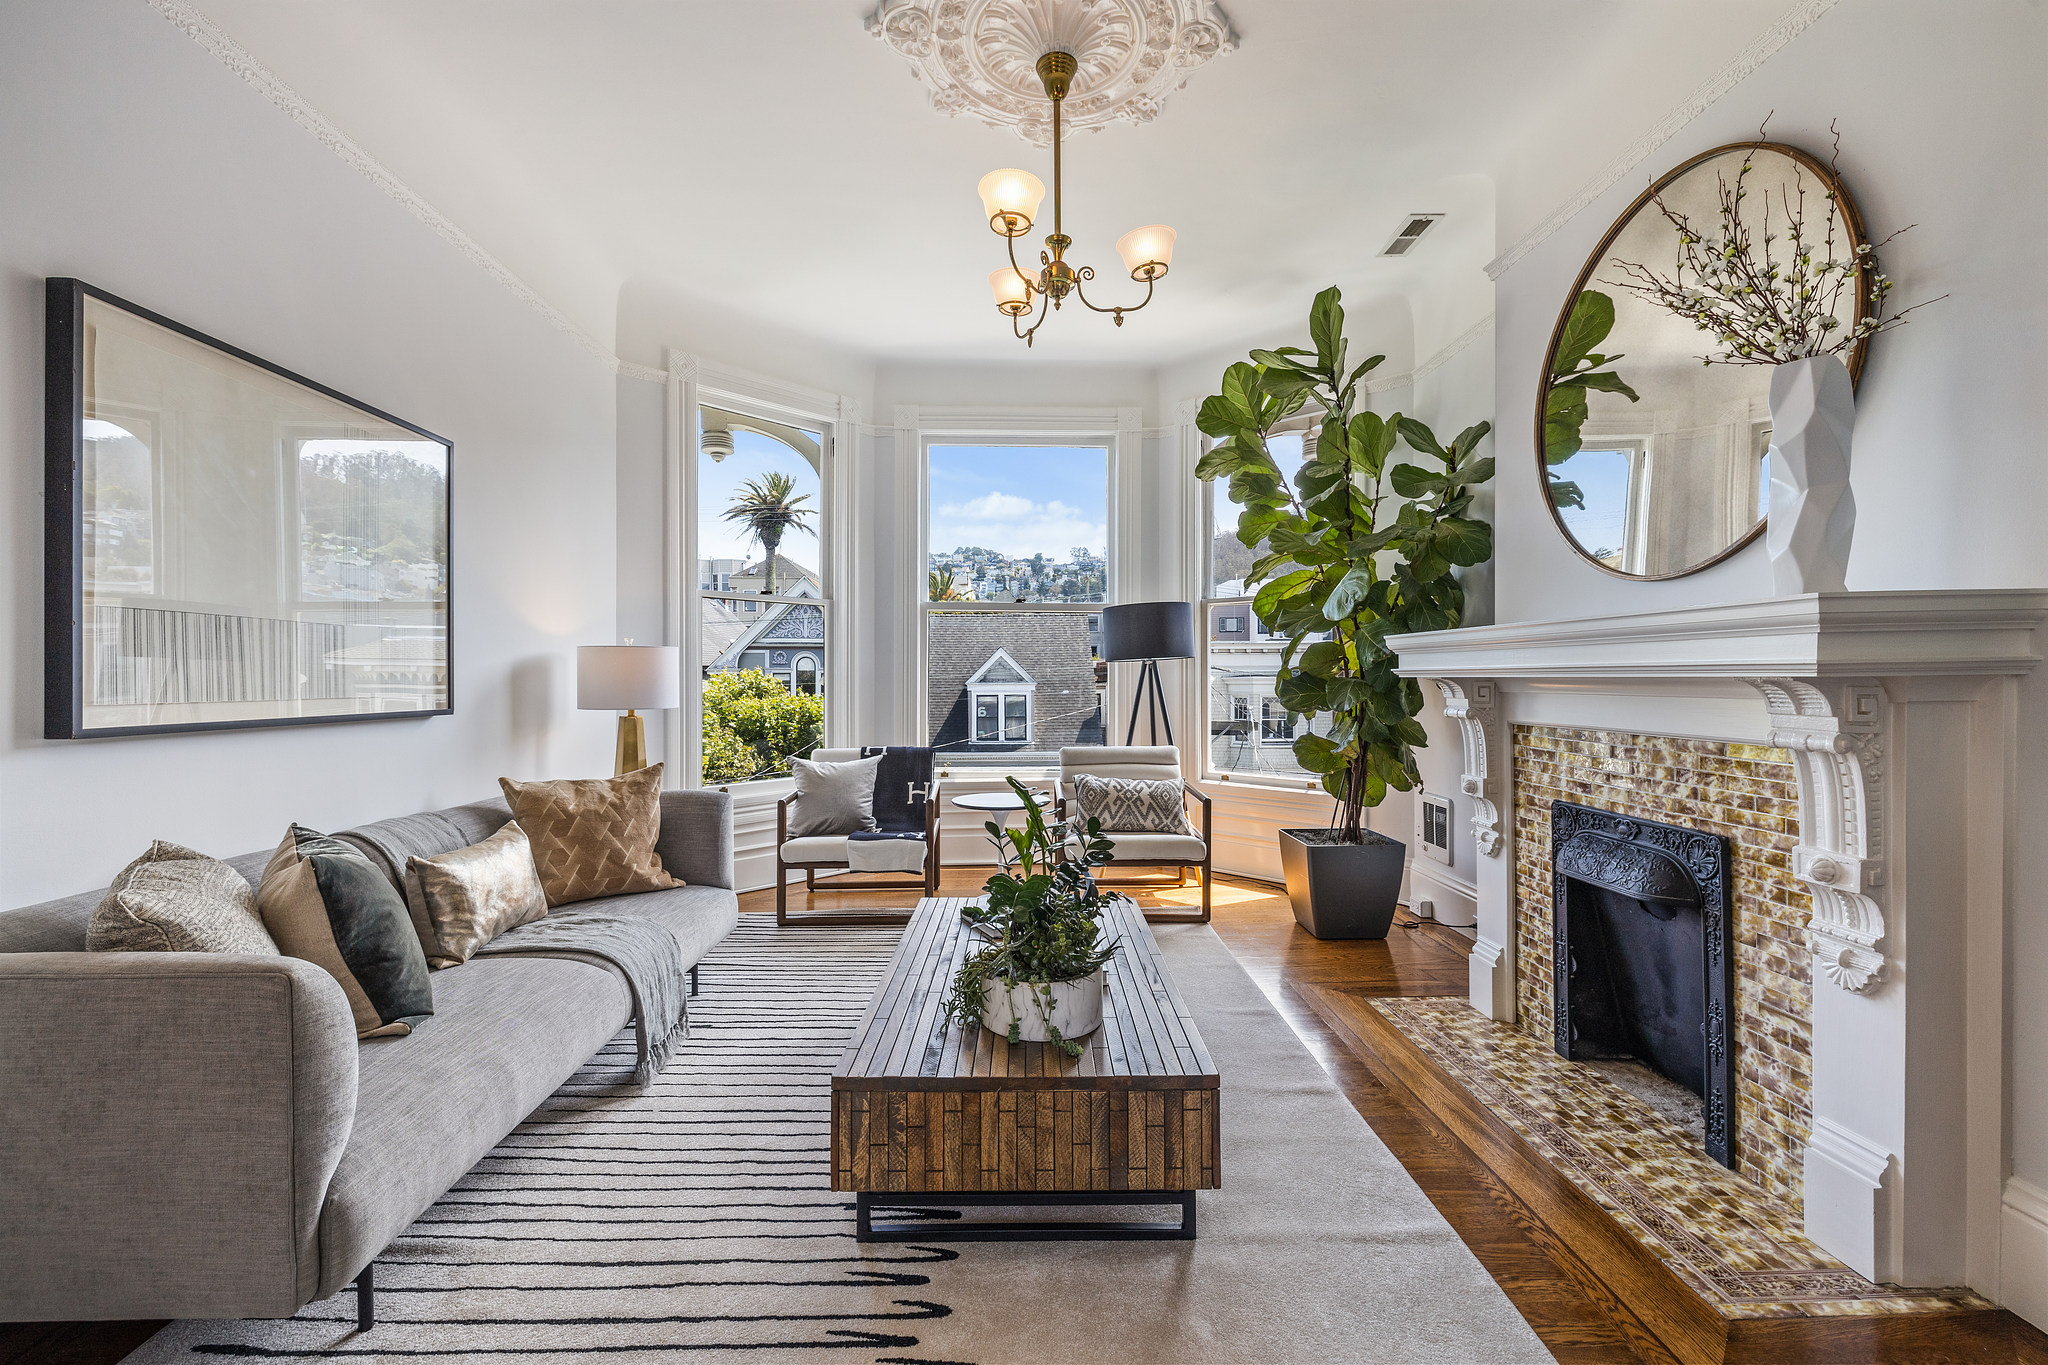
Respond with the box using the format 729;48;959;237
855;1189;1197;1242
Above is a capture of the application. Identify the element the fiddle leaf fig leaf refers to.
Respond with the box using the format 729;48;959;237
1309;286;1345;368
1553;290;1616;374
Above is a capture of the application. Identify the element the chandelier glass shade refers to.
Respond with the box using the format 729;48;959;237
980;51;1174;346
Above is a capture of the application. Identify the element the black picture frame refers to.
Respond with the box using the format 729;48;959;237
45;278;454;739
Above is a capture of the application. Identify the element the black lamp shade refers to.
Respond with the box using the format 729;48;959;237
1100;601;1196;662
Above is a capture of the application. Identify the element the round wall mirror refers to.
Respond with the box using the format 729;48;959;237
1536;142;1870;579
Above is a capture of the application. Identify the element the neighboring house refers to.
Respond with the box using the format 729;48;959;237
701;557;827;694
1207;601;1328;773
928;611;1103;758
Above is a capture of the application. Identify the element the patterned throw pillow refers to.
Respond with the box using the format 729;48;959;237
499;763;681;908
88;841;278;955
257;825;435;1038
1071;773;1196;836
406;823;549;968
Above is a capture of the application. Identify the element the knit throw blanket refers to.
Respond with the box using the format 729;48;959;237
473;912;689;1085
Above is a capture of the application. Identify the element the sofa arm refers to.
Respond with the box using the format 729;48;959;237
657;787;736;890
0;952;357;1321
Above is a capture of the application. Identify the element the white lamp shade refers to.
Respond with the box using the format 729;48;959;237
988;267;1036;313
977;168;1045;234
1115;224;1177;279
577;645;679;711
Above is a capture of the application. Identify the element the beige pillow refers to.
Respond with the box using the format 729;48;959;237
257;825;435;1039
1072;773;1197;836
88;841;277;955
499;763;681;908
406;823;548;968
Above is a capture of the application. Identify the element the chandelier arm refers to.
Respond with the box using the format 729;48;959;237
1003;229;1038;292
1069;269;1157;317
1016;286;1050;347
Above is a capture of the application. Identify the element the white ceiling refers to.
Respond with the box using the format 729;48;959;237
185;0;1795;369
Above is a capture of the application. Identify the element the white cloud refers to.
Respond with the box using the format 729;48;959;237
932;494;1105;560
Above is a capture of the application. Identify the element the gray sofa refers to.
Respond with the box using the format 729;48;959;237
0;788;737;1327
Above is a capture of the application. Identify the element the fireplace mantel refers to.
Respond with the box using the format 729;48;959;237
1388;589;2047;681
1386;588;2046;1287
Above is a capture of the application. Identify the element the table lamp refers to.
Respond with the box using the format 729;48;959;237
1100;601;1196;746
577;643;680;775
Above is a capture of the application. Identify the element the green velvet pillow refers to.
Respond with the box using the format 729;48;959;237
256;824;434;1038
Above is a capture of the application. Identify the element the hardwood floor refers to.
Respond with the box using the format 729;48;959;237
11;865;2044;1364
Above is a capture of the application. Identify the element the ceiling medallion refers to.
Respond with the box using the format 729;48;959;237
866;0;1236;146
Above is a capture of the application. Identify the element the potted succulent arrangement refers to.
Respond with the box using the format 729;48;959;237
1196;286;1496;939
1607;128;1938;594
944;779;1123;1057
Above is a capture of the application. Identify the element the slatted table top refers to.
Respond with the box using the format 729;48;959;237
832;896;1218;1091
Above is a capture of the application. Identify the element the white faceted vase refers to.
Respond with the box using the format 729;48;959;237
1765;354;1857;595
980;969;1104;1043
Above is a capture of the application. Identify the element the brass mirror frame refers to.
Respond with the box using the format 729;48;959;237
1535;140;1873;581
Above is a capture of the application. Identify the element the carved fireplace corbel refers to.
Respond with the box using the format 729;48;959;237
1429;679;1502;857
1744;678;1888;992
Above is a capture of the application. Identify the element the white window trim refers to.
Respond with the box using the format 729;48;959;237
901;406;1139;772
666;352;859;789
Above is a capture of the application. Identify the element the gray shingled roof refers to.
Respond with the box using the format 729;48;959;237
928;611;1104;753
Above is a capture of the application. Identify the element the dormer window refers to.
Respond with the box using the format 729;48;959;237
966;648;1034;745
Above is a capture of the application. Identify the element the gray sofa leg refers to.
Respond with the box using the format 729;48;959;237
356;1262;374;1332
689;963;699;997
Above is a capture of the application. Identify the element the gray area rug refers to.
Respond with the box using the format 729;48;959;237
133;915;1550;1363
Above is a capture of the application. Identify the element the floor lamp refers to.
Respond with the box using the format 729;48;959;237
1100;601;1195;747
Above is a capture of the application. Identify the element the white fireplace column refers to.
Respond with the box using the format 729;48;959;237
1428;678;1515;1021
1394;591;2046;1298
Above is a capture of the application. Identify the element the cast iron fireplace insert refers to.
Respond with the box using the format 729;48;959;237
1549;800;1736;1167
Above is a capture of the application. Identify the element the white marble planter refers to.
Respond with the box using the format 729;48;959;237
1765;353;1857;594
980;969;1104;1042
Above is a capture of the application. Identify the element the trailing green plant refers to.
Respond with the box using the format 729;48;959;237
943;779;1122;1058
1195;286;1495;842
1543;289;1640;511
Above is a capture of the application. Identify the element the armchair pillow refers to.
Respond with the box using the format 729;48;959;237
786;753;884;838
257;825;435;1038
1071;773;1198;837
405;822;549;968
499;764;681;907
88;841;278;956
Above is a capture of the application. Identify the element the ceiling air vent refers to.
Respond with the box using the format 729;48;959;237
1381;213;1443;256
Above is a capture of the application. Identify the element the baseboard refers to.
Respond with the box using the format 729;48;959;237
2000;1176;2048;1332
1803;1117;1894;1282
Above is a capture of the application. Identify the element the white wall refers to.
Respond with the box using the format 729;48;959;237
0;0;620;907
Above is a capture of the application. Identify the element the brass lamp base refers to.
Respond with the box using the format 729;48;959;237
614;709;649;776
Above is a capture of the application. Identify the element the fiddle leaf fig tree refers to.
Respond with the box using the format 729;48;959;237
1195;286;1496;842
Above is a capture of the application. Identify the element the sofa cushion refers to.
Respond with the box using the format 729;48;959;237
406;823;548;968
562;882;740;970
315;952;632;1299
87;842;277;955
258;828;434;1039
500;767;681;907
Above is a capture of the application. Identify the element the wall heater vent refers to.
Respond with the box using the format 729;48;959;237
1381;213;1443;256
1417;791;1453;865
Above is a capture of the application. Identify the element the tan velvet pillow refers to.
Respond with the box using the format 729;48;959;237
407;823;549;968
498;763;681;908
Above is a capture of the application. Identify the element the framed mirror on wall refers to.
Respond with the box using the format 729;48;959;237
45;279;452;738
1537;143;1870;579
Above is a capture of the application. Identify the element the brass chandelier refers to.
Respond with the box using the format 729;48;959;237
978;51;1176;347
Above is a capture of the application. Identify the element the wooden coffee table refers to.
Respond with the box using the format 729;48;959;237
831;896;1220;1241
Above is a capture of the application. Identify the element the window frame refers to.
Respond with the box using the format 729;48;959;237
1197;413;1327;791
912;421;1125;776
670;360;853;791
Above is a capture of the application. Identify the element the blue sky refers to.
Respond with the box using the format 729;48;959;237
698;428;823;571
927;444;1106;560
1554;446;1632;557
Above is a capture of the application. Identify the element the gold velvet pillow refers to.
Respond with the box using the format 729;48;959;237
406;823;549;968
498;764;681;908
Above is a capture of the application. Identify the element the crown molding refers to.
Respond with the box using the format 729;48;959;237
144;0;646;379
1482;0;1840;281
1361;313;1495;396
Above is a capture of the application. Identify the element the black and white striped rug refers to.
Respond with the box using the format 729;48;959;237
134;915;1550;1364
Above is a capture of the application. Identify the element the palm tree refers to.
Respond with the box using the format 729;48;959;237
929;567;969;601
721;472;815;595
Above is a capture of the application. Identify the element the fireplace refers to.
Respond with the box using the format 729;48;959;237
1550;800;1735;1167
